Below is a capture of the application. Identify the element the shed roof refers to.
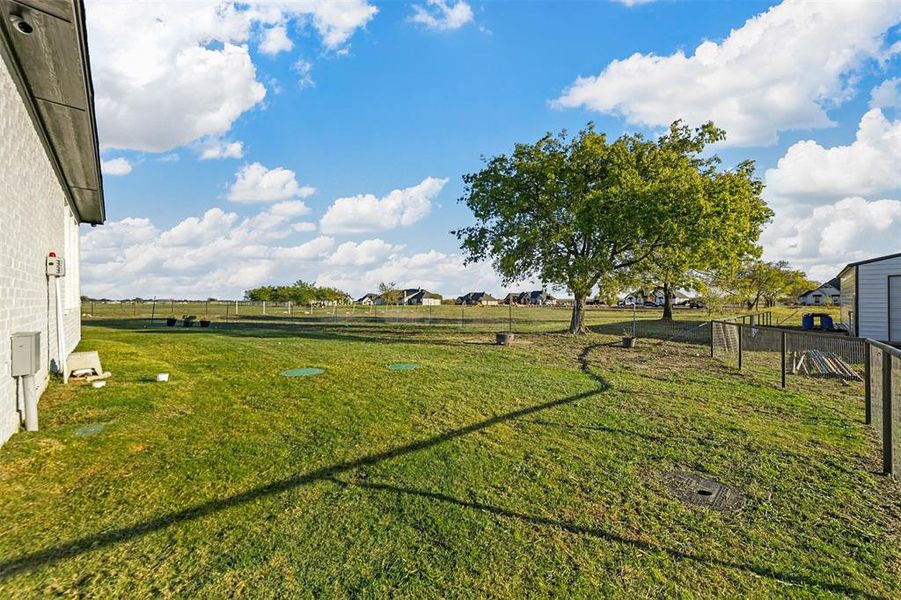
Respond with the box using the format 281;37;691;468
839;252;901;278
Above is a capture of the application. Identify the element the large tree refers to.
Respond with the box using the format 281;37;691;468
638;159;771;320
454;121;767;334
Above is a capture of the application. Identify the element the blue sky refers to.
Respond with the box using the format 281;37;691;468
83;1;901;299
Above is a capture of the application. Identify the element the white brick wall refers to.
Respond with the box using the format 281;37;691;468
1;58;82;446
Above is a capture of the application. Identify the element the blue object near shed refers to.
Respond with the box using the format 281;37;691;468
801;314;814;330
802;313;834;331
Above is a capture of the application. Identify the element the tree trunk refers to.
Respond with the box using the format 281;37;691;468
569;292;588;334
662;282;673;321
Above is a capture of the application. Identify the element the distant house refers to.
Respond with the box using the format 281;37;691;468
839;252;901;341
623;287;691;307
505;290;556;306
457;291;498;306
356;293;380;305
797;277;840;306
402;288;442;306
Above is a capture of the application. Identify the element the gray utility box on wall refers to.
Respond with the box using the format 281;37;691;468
11;332;41;376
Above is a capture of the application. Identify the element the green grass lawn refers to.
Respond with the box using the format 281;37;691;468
0;319;896;597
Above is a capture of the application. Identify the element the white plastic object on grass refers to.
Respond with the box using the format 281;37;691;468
156;373;170;382
92;380;106;389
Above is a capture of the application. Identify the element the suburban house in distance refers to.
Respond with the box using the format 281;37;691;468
0;0;104;446
402;288;442;305
356;293;380;305
798;277;840;305
839;252;901;342
623;287;690;307
504;291;558;306
457;291;499;306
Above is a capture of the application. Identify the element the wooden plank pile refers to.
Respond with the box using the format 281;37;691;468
790;350;862;381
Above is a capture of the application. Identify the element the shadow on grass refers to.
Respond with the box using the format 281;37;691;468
589;319;710;346
0;345;609;579
82;318;478;347
0;342;876;597
326;477;879;599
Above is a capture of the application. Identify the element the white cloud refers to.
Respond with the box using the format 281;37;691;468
316;249;503;298
761;108;901;280
870;77;901;110
227;162;316;203
762;197;901;281
554;0;901;146
259;24;293;55
81;203;333;299
764;109;901;205
100;157;132;176
198;136;244;160
409;0;474;31
320;177;447;234
86;1;376;153
612;0;657;6
292;58;315;89
325;239;404;266
79;202;506;300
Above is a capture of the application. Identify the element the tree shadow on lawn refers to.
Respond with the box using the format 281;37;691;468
589;320;710;347
83;318;481;348
0;343;879;597
0;345;609;580
325;477;880;599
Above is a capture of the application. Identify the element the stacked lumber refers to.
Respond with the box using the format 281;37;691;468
791;350;861;381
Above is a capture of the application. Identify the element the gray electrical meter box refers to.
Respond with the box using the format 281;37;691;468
11;332;41;376
46;256;65;277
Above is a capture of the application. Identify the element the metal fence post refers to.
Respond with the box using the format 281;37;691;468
864;343;872;425
882;350;894;476
737;325;743;370
780;330;786;389
709;321;714;358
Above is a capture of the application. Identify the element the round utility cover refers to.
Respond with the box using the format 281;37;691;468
662;470;745;513
281;368;325;377
74;423;107;437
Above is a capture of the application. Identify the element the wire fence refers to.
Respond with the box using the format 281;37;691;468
712;319;899;476
83;299;724;337
866;342;901;476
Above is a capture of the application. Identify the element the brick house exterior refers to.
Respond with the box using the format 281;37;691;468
0;1;104;446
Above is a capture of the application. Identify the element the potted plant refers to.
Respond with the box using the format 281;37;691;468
199;318;211;328
182;314;196;327
622;329;637;348
165;316;177;327
496;331;514;345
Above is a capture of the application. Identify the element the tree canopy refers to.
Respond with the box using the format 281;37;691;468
245;280;351;304
715;259;817;310
454;121;770;333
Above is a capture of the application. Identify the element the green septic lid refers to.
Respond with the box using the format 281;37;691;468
387;363;418;371
281;368;325;377
74;423;107;437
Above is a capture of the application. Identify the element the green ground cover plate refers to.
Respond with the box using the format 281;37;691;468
387;363;419;370
281;368;325;377
74;423;107;437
